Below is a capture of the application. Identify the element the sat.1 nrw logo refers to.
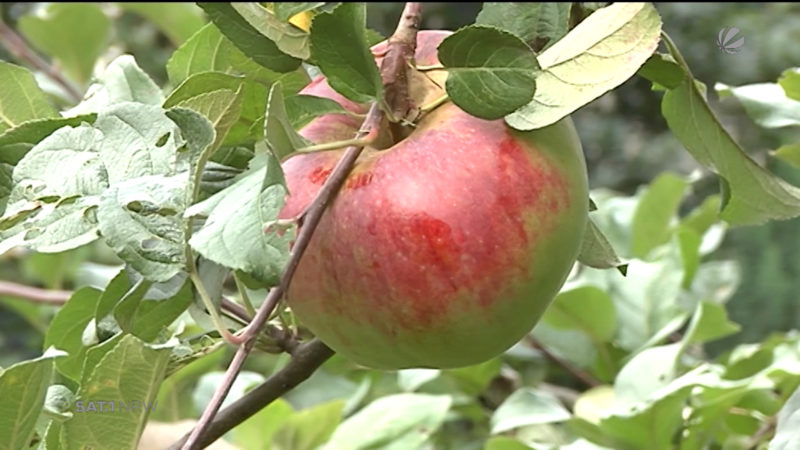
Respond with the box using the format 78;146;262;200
717;27;744;54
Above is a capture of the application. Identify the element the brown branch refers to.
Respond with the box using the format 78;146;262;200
526;336;602;388
166;339;334;450
178;4;424;448
0;280;70;305
0;19;83;103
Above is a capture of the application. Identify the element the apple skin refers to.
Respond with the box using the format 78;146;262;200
278;31;589;369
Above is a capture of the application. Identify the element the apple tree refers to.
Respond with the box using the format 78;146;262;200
1;2;800;449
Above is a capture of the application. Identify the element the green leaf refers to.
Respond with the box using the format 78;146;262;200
68;55;164;115
663;77;800;225
166;73;268;147
0;61;58;128
542;286;617;343
578;217;626;273
323;394;452;450
43;287;103;382
779;68;800;102
475;3;570;50
111;279;153;336
97;175;188;282
18;3;110;84
397;369;441;392
169;87;243;154
185;149;292;285
197;3;301;73
0;163;11;215
675;226;701;288
0;114;96;165
164;107;216;179
506;3;661;130
0;349;63;450
484;437;534;450
94;103;187;184
771;386;800;450
272;400;344;450
445;358;502;396
285;94;350;129
637;53;685;89
309;3;382;103
614;343;683;405
631;172;688;258
129;279;194;342
491;388;571;434
265;84;312;159
716;81;800;128
774;142;800;169
166;23;307;89
63;335;171;450
274;3;324;22
438;26;539;120
234;398;294;450
684;301;740;345
119;3;206;45
231;3;311;60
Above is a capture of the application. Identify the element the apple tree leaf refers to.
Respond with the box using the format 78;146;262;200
62;335;171;450
18;3;110;84
323;394;452;450
475;2;570;51
637;53;685;89
285;94;350;129
272;400;344;450
438;26;540;120
0;114;97;165
662;77;800;225
119;3;205;45
185;147;292;286
773;143;800;169
97;174;189;282
506;2;661;130
542;286;617;344
67;55;164;116
167;87;243;155
0;61;58;128
43;287;103;382
491;388;571;434
197;3;302;73
715;81;800;129
166;23;309;90
231;2;310;60
631;172;688;258
309;2;382;103
578;217;627;274
274;3;325;22
771;386;800;450
265;84;312;160
778;68;800;101
0;348;65;450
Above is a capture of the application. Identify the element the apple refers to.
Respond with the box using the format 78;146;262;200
278;31;589;369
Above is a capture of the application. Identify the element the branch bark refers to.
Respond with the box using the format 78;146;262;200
0;19;83;103
0;280;70;305
167;340;334;450
178;4;424;448
526;336;602;388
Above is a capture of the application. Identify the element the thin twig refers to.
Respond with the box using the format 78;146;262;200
526;336;602;388
0;19;83;102
178;3;424;448
167;340;334;450
0;280;70;305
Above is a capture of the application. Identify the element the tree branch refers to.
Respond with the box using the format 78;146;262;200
0;280;70;305
526;336;602;388
178;4;424;448
167;339;334;450
0;19;83;103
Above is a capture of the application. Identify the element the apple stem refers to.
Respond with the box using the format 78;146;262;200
419;93;450;114
295;135;376;154
174;4;425;448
